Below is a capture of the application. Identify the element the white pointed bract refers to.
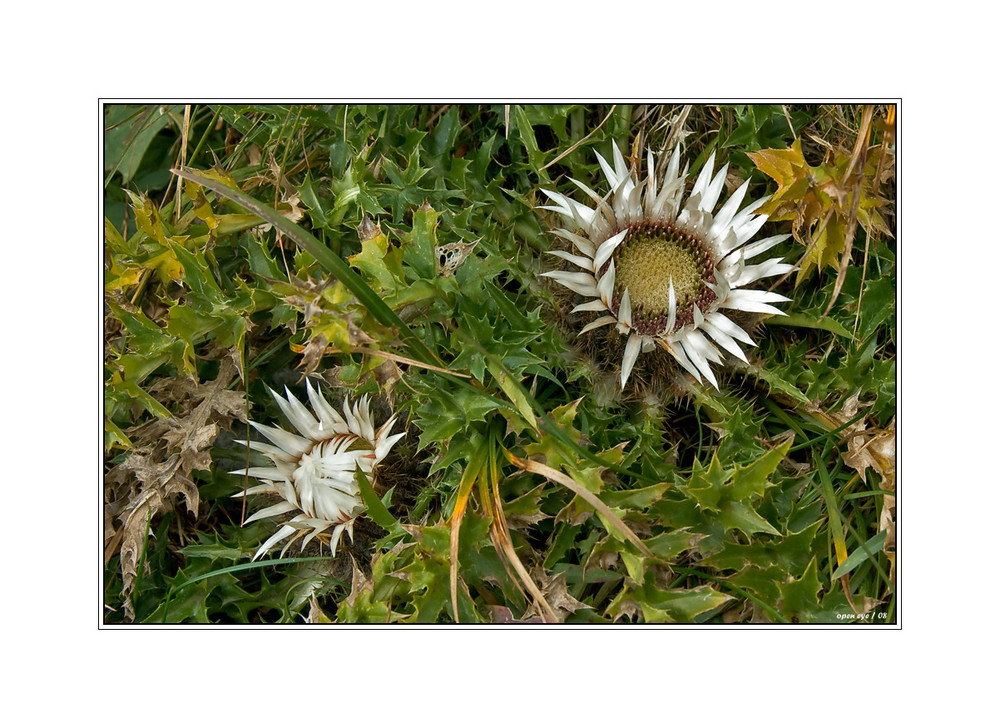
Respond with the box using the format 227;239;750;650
231;381;405;561
541;142;792;389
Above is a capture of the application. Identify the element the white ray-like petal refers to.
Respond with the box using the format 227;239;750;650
733;212;769;247
376;431;407;462
706;270;732;303
375;413;398;441
548;249;594;270
593;229;628;273
275;387;320;438
552;228;597;258
252;524;299;561
720;249;747;283
645;149;658;217
686;328;723;365
659;338;703;383
328;523;349;556
571;299;612;314
231;483;276;498
342;397;362;437
611;174;635;219
538;190;573;218
306;379;348;434
726;196;768;233
650;177;685;220
722;289;790;315
544;191;597;232
277;528;308;559
249;421;311;457
708;179;750;240
700;317;749;363
243;501;299;524
595;150;623;190
740;233;791;261
353;396;376;442
569;177;617;225
618;287;632;328
629;177;649;224
665;278;677;333
299;523;330;552
612;141;629;182
620;334;643;389
692;302;704;328
234;465;292;482
578;315;618;335
732;259;794;287
706;311;755;346
540;270;600;297
597;261;616;303
681;335;720;389
700;163;729;213
233;438;297;463
689;152;717;205
665;146;681;184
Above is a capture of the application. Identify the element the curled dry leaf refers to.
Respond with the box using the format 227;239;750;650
296;333;327;379
805;392;895;486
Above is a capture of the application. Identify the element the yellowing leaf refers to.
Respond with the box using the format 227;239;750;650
347;231;402;293
747;139;808;189
312;316;351;352
797;213;846;285
184;180;218;230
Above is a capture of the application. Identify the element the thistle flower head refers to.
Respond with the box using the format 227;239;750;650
540;142;792;389
231;380;404;561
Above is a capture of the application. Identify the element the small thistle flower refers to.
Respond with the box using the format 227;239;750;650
231;380;405;561
540;142;793;389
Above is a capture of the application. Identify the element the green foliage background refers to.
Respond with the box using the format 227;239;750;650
104;103;895;624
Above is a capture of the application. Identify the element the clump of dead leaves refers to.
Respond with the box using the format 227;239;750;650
805;392;896;575
104;357;246;620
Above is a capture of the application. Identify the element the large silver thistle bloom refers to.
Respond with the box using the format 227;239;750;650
231;380;404;561
541;142;792;389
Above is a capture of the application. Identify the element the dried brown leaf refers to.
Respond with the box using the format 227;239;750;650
306;596;333;624
488;606;545;624
105;358;245;621
805;397;896;559
373;359;402;401
613;598;643;623
343;556;371;610
297;333;327;379
124;452;198;516
525;568;588;621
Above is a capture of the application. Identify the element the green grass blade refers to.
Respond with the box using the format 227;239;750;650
832;529;887;580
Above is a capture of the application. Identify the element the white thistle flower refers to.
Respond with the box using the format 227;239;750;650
231;380;405;561
540;142;792;390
